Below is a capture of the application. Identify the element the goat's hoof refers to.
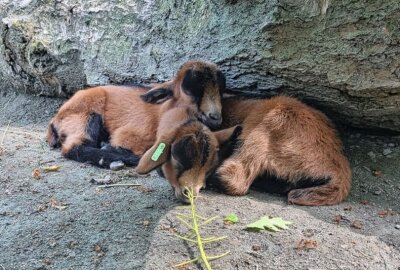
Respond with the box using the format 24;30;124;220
110;161;125;171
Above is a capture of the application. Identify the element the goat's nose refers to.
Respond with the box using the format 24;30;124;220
208;112;221;121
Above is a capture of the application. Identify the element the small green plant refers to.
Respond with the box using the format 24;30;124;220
174;189;230;269
223;213;239;224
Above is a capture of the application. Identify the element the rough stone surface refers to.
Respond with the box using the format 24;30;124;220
1;0;400;131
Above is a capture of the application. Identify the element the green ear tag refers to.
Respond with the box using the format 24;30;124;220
151;143;166;161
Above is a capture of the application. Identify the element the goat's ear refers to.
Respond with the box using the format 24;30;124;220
140;88;174;104
213;125;242;145
135;141;171;174
214;125;242;161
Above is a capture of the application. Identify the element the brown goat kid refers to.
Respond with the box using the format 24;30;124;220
47;60;226;169
212;96;352;206
135;107;241;202
137;95;351;205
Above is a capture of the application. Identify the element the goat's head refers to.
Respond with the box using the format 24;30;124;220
140;60;226;130
135;116;240;203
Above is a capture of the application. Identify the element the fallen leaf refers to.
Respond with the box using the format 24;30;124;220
35;204;48;213
32;169;41;179
344;206;352;211
94;244;105;258
159;224;177;234
378;209;396;218
302;229;315;238
350;220;363;229
296;239;318;250
68;240;78;249
49;197;68;210
333;214;343;224
118;170;141;178
15;144;24;150
94;244;103;253
42;258;51;265
143;219;151;226
224;213;239;225
137;186;154;193
176;265;190;270
252;245;262;251
372;169;382;177
246;216;292;232
90;175;112;185
43;165;62;172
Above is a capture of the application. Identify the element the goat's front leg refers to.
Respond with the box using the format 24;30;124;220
216;152;264;196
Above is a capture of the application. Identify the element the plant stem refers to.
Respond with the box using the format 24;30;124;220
207;251;231;260
96;183;141;188
173;257;199;267
187;189;212;270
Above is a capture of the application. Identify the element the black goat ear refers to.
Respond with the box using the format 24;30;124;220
214;125;242;161
140;88;174;104
213;125;242;145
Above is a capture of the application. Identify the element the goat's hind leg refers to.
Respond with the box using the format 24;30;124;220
287;167;351;206
66;144;139;168
65;114;139;168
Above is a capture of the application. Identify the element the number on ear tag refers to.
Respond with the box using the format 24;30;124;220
151;143;166;161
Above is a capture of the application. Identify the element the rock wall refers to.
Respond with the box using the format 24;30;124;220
1;0;399;131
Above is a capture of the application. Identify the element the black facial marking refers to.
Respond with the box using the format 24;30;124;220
182;70;204;105
171;136;196;171
140;88;174;104
86;113;110;147
66;143;139;168
197;132;210;166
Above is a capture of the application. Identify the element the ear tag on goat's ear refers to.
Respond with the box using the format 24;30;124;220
151;143;166;161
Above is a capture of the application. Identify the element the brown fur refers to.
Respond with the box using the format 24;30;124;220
135;107;239;202
135;95;351;205
47;60;226;165
216;96;352;206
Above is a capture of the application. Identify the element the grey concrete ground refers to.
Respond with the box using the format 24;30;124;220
0;91;399;270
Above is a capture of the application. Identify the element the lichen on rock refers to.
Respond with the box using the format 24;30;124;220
0;0;399;131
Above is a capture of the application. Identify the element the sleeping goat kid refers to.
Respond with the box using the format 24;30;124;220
134;107;241;202
211;96;352;206
47;60;226;169
138;95;351;206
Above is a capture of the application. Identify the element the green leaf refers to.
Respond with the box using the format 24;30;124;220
224;213;239;224
246;216;292;232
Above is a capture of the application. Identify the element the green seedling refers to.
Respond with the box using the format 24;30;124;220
223;213;239;224
174;189;230;269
